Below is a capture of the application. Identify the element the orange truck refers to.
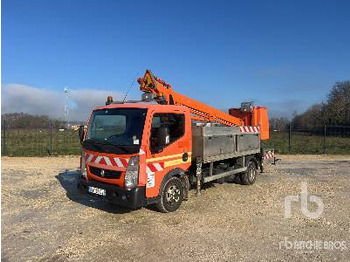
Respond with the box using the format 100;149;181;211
77;70;273;212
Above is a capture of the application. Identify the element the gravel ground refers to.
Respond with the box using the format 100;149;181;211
1;155;350;261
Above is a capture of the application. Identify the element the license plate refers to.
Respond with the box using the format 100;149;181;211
88;186;106;196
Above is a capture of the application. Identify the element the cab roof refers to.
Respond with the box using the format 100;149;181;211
94;102;188;111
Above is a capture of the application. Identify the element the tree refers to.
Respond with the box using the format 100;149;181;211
292;80;350;129
269;117;290;131
323;81;350;125
1;113;65;129
292;103;324;129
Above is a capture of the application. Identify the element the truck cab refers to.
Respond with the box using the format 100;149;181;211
78;103;192;211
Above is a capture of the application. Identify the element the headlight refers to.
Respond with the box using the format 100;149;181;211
81;151;87;179
124;156;139;190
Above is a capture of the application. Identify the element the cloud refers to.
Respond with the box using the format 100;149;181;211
1;84;125;121
1;83;311;121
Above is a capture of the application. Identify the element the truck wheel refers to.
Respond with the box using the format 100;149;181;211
240;160;257;185
156;177;184;213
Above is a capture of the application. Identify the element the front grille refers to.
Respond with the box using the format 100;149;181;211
89;166;121;179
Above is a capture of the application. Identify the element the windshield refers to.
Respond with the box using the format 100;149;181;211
86;108;147;147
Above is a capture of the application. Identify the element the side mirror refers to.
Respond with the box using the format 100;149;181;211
78;125;85;142
156;126;170;148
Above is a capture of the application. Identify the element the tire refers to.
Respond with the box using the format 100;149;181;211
156;177;184;213
233;174;242;184
240;160;257;185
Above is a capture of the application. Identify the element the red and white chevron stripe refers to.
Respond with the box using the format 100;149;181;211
264;153;274;160
239;126;260;133
146;162;164;174
85;153;129;168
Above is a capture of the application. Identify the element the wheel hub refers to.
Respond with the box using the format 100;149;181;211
248;166;256;180
166;185;181;204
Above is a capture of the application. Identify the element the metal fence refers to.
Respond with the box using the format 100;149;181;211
263;125;350;154
1;120;81;156
2;120;350;156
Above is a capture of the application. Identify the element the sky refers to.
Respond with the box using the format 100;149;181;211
2;0;350;121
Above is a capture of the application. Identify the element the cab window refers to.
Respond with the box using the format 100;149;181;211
150;113;185;153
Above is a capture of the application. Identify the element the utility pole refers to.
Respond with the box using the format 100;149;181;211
64;86;70;129
323;125;327;154
288;123;292;154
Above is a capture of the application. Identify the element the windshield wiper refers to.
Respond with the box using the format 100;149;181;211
83;139;140;154
83;139;104;150
84;139;109;145
84;139;131;152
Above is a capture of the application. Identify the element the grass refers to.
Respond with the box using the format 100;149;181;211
2;129;350;156
1;129;80;156
263;131;350;154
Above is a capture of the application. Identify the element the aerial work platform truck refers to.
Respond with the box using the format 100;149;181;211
78;70;272;212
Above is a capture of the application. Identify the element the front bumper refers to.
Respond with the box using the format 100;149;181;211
78;178;147;209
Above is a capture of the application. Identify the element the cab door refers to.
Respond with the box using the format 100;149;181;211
145;107;191;198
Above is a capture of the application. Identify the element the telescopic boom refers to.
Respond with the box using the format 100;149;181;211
138;70;244;126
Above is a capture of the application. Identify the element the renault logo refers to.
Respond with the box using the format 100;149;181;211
100;169;105;177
